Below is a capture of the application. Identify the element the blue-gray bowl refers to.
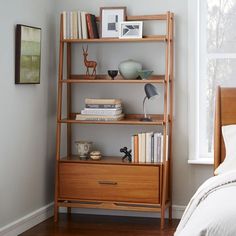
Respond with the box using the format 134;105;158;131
138;70;154;80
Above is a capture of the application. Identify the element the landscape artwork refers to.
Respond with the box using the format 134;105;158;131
15;25;41;84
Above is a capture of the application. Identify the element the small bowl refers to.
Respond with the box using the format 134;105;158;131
138;70;154;80
108;70;118;80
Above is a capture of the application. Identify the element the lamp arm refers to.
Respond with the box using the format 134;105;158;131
142;96;148;119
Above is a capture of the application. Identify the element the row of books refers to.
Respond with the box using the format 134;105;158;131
76;98;125;121
131;132;168;163
62;11;99;40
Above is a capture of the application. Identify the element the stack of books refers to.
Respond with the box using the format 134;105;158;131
62;11;99;40
131;132;168;163
76;98;124;121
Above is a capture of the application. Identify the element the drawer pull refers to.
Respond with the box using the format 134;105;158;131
98;180;117;185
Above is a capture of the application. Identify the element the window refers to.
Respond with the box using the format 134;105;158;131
189;0;236;162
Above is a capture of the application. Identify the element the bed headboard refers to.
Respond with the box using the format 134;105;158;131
214;87;236;170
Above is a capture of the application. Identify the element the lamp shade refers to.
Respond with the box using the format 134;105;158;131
144;83;159;99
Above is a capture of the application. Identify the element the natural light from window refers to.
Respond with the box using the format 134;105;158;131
198;0;236;158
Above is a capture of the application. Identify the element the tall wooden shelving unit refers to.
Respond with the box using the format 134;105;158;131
55;12;174;229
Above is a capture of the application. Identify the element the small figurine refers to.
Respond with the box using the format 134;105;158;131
120;147;132;162
82;45;97;77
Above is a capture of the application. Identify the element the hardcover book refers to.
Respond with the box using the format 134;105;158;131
85;104;122;109
81;11;88;39
76;113;124;121
86;14;94;39
85;98;122;105
134;135;139;163
90;14;99;38
81;108;122;116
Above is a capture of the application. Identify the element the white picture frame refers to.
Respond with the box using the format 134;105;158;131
100;7;127;38
119;21;143;39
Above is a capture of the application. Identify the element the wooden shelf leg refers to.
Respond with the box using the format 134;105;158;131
161;207;165;229
169;205;172;221
54;202;58;222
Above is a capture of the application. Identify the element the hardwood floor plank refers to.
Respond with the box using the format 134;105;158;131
20;214;179;236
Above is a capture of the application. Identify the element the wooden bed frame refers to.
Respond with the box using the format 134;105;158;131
214;86;236;170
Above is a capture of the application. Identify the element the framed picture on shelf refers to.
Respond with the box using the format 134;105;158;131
15;24;41;84
100;7;127;38
119;21;143;39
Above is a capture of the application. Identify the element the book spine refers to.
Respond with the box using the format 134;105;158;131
66;12;70;39
81;12;88;39
85;104;121;109
131;135;135;162
62;12;67;39
73;12;78;39
91;14;99;38
154;133;158;163
145;133;152;163
159;134;163;163
81;109;122;116
86;14;94;39
141;133;146;163
138;133;142;163
70;12;73;39
76;116;123;121
151;134;154;163
77;11;82;39
156;134;161;163
134;135;139;163
85;98;122;105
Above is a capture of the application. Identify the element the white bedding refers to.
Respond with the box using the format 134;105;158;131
175;170;236;236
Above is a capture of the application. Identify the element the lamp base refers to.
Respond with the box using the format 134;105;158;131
140;117;152;122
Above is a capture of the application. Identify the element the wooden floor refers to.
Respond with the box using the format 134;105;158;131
20;214;179;236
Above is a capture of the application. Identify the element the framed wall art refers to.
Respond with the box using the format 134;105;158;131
15;24;41;84
100;7;127;38
119;21;143;39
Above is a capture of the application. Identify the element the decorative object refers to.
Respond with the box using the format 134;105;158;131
118;59;142;80
100;7;127;38
90;150;102;160
108;70;118;80
82;45;97;77
75;141;92;159
120;147;132;162
140;83;159;121
119;21;143;39
138;70;154;80
15;24;41;84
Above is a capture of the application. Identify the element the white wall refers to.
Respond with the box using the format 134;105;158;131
0;0;56;228
55;0;214;207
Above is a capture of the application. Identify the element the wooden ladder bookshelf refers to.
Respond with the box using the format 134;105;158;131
54;11;174;229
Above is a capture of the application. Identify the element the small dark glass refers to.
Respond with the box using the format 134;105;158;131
108;70;118;80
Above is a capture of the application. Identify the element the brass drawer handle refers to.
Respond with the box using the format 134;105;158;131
98;180;118;185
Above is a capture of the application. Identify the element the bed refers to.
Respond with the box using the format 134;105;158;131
175;87;236;236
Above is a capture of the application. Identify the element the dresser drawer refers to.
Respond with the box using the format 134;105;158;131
59;163;160;204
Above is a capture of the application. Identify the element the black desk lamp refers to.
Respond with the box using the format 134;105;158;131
140;83;159;121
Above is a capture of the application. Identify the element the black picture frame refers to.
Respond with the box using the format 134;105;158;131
15;24;41;84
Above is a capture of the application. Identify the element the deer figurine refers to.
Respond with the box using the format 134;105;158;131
82;45;97;77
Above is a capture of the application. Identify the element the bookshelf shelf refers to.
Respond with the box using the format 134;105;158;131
60;155;164;166
62;35;167;43
60;74;165;84
55;11;174;230
59;114;165;125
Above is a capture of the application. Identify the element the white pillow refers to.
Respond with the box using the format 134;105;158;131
214;125;236;175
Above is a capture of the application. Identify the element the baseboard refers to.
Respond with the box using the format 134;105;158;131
0;202;185;236
59;204;186;219
0;202;54;236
